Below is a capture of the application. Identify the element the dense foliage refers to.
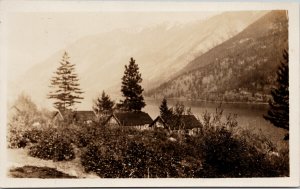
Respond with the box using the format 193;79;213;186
80;108;289;178
28;127;75;161
8;94;288;177
48;51;84;111
8;102;289;176
264;49;289;139
120;57;146;111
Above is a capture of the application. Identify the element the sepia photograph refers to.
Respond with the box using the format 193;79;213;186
0;0;299;187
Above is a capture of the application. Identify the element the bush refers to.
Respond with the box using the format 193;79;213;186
196;107;289;177
81;140;124;178
78;106;289;178
80;127;202;178
7;127;43;149
29;128;75;161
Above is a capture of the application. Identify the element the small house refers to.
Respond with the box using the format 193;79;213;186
8;105;22;122
104;111;153;130
51;110;97;124
51;111;64;122
149;116;168;129
150;114;202;135
178;115;202;135
73;111;97;124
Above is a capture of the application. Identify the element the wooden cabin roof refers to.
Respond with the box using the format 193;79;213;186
108;111;153;126
150;114;201;130
73;111;96;121
179;115;202;129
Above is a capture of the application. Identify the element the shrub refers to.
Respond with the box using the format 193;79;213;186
81;141;124;178
7;126;27;148
7;127;44;149
29;129;75;161
79;107;288;178
80;126;202;178
197;107;289;177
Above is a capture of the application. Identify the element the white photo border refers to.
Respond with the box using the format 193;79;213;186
0;0;299;187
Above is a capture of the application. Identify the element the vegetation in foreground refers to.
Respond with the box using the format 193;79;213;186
8;105;289;178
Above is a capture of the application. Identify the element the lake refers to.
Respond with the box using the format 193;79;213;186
144;99;287;147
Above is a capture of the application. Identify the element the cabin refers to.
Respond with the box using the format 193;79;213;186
73;111;97;124
150;114;202;135
104;111;153;130
8;105;22;122
8;105;41;127
178;115;202;135
149;116;168;129
51;110;96;124
51;111;64;122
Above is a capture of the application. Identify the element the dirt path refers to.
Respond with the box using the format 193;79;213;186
7;148;99;178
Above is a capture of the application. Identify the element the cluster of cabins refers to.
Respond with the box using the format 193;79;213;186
52;110;202;135
9;105;201;135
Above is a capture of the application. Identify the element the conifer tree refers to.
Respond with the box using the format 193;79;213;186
264;49;289;139
120;57;146;111
93;91;115;115
159;97;173;121
48;51;84;112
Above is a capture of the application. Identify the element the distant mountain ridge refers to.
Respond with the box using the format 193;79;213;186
145;10;288;103
9;11;267;109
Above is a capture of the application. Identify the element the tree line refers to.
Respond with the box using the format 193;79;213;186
48;52;146;116
47;49;289;140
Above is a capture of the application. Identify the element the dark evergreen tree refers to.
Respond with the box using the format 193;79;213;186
120;57;146;111
263;49;289;139
93;91;115;115
48;51;84;111
159;97;173;122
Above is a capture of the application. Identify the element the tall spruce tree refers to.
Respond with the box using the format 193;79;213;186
48;51;84;111
93;91;115;115
263;49;289;139
120;57;146;111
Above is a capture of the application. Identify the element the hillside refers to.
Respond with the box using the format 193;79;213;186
145;10;288;103
9;11;266;109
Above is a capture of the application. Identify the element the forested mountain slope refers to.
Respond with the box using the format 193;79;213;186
10;11;266;109
146;10;288;103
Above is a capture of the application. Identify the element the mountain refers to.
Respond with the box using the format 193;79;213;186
9;11;267;109
145;10;288;103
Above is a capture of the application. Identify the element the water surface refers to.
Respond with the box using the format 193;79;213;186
144;99;287;146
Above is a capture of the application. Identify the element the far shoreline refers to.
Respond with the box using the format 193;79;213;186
144;97;269;106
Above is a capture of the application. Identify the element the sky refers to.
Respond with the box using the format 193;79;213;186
5;11;219;81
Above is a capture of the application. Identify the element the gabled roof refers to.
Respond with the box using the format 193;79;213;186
179;115;202;129
73;111;96;121
10;105;22;112
150;114;201;130
51;110;96;121
108;111;153;126
51;111;63;120
149;116;167;128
